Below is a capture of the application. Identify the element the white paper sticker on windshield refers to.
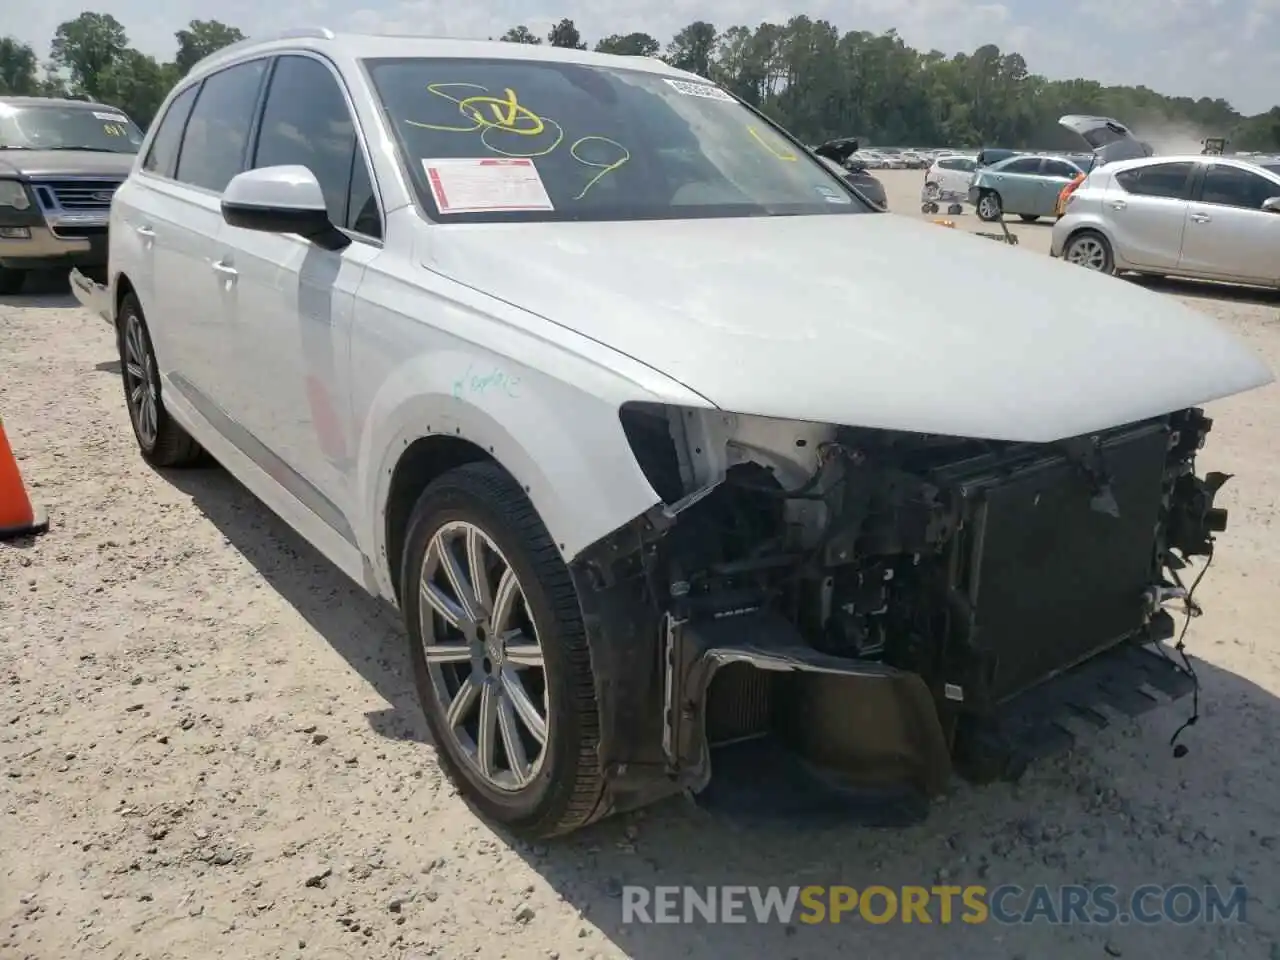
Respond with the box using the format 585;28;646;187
814;184;851;204
664;78;735;102
93;111;128;122
421;158;555;214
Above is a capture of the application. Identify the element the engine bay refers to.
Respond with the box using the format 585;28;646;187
600;401;1226;802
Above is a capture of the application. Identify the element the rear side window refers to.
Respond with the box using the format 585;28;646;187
1000;158;1042;175
1043;160;1081;179
175;59;269;193
1114;162;1193;199
1199;165;1278;210
142;84;199;178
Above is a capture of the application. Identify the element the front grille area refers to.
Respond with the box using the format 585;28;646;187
964;423;1170;702
32;179;123;213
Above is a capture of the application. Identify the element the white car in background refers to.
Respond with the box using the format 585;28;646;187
924;154;978;200
1052;155;1280;287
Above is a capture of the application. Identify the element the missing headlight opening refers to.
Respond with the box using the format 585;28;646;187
570;403;1227;824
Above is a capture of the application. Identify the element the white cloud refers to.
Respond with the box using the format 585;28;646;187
2;0;1277;113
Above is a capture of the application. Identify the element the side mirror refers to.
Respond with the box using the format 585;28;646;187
221;165;349;251
1263;197;1280;213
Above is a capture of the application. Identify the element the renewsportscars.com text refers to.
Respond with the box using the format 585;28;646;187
621;884;1248;925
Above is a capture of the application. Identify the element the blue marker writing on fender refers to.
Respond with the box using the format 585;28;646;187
452;365;521;399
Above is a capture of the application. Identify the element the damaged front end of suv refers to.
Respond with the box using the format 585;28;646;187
569;403;1230;823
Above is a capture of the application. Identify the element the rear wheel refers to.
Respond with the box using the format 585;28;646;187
1064;231;1114;274
400;461;606;838
0;267;25;295
976;190;1002;222
117;294;205;467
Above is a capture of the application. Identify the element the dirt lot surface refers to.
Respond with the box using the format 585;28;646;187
3;169;1280;960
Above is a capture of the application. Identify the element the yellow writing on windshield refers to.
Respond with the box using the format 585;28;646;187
102;123;127;137
569;137;630;199
407;81;630;195
747;125;797;161
407;83;564;157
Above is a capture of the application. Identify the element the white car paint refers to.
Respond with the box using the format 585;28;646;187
74;31;1274;615
1052;155;1280;288
925;154;977;197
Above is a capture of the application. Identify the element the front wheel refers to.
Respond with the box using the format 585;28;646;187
401;461;606;838
976;191;1002;222
1064;231;1114;274
0;267;25;296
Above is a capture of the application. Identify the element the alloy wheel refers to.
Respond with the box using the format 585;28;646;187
978;194;1000;219
123;313;158;448
418;520;549;791
1066;237;1108;271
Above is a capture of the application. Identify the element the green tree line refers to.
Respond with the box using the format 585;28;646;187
3;12;1277;152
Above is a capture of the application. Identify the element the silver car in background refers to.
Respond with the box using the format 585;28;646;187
1051;155;1280;288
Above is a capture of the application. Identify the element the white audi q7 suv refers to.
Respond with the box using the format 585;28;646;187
74;28;1272;838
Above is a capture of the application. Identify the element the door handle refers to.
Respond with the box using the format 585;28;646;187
211;260;238;281
1190;212;1211;223
135;224;155;237
1109;200;1127;210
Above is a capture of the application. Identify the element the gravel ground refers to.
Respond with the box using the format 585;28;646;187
3;170;1280;960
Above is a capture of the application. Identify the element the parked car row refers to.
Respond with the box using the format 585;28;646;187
13;33;1276;840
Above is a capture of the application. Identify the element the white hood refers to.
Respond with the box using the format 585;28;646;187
424;213;1273;443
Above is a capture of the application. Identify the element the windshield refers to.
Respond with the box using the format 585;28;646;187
0;103;143;153
365;57;870;222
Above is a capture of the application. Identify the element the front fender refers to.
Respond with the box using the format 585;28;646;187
356;346;670;602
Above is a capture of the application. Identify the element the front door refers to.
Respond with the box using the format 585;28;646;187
216;53;385;538
1178;162;1280;284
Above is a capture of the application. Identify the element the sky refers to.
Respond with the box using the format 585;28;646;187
3;0;1278;115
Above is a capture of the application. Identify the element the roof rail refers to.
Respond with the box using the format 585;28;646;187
192;26;336;73
272;27;336;40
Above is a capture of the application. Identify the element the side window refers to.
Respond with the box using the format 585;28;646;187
253;55;382;239
142;84;199;178
175;59;268;193
1043;161;1080;179
1199;165;1276;210
1114;162;1193;200
1001;158;1043;175
939;159;958;170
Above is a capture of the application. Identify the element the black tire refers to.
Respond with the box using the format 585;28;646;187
1063;230;1115;275
117;294;205;468
1019;214;1039;223
0;267;25;295
400;461;606;838
976;190;1002;222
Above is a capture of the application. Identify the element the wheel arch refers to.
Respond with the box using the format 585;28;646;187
358;367;674;608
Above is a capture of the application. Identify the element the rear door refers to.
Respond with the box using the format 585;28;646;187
1039;159;1084;216
112;83;200;322
155;57;270;409
1104;161;1195;269
985;156;1045;213
1178;163;1280;283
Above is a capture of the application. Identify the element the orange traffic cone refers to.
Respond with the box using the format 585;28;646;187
0;415;48;540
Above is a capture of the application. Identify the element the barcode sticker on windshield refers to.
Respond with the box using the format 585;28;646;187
664;79;735;102
93;111;128;122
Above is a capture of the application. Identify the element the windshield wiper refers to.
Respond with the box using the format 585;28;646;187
40;145;133;153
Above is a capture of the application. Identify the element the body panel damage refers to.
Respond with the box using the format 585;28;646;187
568;403;1233;821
